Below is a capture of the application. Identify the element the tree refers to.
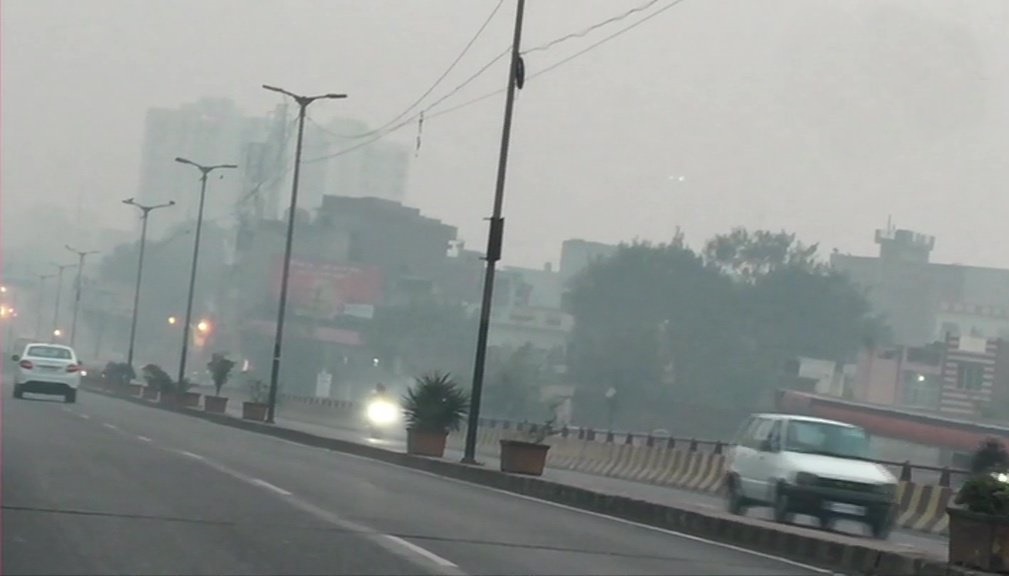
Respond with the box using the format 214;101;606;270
483;344;551;420
364;297;477;380
207;353;236;397
565;229;890;436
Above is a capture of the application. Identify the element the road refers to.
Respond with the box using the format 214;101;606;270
3;387;829;576
255;391;950;560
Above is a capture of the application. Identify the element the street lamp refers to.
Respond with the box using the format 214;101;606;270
51;262;77;341
261;83;347;424
122;198;175;369
168;316;177;325
174;157;237;385
65;245;99;347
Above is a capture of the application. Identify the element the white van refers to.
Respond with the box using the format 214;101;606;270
724;413;898;539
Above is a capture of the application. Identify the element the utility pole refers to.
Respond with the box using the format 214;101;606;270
34;272;53;340
462;0;526;464
65;245;99;347
51;263;77;341
174;158;237;386
122;198;175;369
261;83;347;424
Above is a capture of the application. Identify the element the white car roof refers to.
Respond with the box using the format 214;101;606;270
751;413;859;428
23;343;76;353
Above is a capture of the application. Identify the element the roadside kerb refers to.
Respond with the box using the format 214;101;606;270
78;384;973;575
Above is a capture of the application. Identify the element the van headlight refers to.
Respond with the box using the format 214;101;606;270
876;483;897;499
795;472;818;486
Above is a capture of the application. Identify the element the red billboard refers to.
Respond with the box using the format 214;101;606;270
272;257;383;319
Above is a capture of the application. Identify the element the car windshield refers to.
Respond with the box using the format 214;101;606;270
25;346;73;360
785;420;870;460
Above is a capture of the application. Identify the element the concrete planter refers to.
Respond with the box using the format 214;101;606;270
179;391;202;409
126;383;144;397
242;401;269;422
141;387;159;401
406;429;448;458
500;439;551;476
949;506;1009;573
204;395;229;414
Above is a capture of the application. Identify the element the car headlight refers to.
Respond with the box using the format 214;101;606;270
876;483;898;499
795;472;818;486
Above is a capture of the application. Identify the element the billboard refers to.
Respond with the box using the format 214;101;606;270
273;257;383;320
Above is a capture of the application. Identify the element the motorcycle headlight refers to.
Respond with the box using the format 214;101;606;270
367;400;398;425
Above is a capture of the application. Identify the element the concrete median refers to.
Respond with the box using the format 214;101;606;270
78;383;969;575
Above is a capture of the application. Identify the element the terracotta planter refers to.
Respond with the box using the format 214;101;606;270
127;383;144;397
141;387;159;401
406;429;448;457
159;392;179;408
180;391;202;409
204;395;229;414
499;439;551;476
949;506;1009;573
242;401;269;422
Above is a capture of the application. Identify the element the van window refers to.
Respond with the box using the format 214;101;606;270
733;417;756;444
784;420;870;460
748;418;776;449
25;346;73;360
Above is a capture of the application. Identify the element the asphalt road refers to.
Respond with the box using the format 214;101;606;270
257;393;949;560
3;387;829;576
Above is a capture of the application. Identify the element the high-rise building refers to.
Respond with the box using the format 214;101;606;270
136;98;271;238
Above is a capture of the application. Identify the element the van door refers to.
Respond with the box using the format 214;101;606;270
738;417;775;499
752;419;784;501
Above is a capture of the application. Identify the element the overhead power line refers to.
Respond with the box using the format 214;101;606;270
303;0;688;165
337;0;506;140
521;0;662;55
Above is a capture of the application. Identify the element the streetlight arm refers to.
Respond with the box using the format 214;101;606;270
263;84;299;99
211;164;239;170
175;157;198;167
319;93;348;100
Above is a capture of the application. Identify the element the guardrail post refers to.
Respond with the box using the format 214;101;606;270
713;441;723;455
561;426;569;438
625;433;634;445
939;467;951;487
646;434;655;447
689;438;698;452
900;461;912;482
606;430;615;443
577;427;585;440
587;429;596;441
667;436;676;450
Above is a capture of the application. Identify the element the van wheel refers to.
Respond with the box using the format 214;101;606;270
13;385;23;399
773;483;794;524
869;515;893;540
64;390;77;404
726;476;747;515
817;513;836;531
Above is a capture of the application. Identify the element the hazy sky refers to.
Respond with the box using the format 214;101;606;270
3;0;1008;269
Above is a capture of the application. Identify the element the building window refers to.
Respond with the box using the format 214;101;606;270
957;363;986;391
902;371;940;409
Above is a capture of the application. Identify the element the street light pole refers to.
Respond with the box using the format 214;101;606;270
174;158;237;386
462;0;526;464
261;83;347;424
51;263;77;340
65;245;99;347
123;198;175;369
34;272;53;340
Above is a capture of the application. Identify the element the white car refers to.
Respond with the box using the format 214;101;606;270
724;413;898;539
12;343;83;403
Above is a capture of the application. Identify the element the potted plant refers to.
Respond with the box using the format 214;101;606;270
949;437;1009;572
242;378;270;422
178;377;202;409
205;353;235;414
140;364;170;402
402;371;468;458
500;412;557;476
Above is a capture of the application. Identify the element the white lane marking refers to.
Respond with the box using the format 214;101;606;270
137;436;153;443
162;448;462;574
251;478;292;496
102;423;117;430
79;414;90;420
179;450;205;460
313;448;830;574
383;534;459;568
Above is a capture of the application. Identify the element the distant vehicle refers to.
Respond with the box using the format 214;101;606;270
12;343;83;403
724;413;898;539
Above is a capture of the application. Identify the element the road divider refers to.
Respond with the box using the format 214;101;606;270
85;380;956;538
77;383;963;575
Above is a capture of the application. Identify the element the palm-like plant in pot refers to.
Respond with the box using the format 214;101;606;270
402;372;469;458
205;353;235;414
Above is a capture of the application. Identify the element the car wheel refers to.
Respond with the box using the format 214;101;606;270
772;483;794;524
13;385;23;399
816;513;836;531
64;390;77;404
869;515;893;540
726;476;747;515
